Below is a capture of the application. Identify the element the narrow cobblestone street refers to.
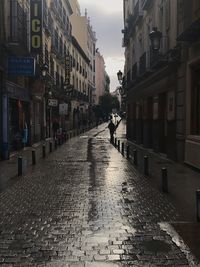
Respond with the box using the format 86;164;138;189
0;122;196;266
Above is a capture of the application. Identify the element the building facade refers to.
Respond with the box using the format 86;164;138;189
95;49;106;104
1;0;31;159
0;0;5;159
177;0;200;169
70;36;90;128
0;0;94;160
123;0;180;161
123;0;200;169
69;0;97;105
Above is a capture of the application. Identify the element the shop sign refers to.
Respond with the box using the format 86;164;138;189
65;53;71;85
30;0;43;53
48;99;58;107
7;57;35;76
59;103;68;115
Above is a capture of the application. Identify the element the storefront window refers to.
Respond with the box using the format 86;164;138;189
191;68;200;135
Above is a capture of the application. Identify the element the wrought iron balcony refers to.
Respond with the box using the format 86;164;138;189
122;30;129;47
123;1;143;47
132;1;143;26
9;0;28;49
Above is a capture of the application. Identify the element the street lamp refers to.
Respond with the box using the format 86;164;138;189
41;63;48;78
149;27;162;51
117;70;123;85
63;81;68;92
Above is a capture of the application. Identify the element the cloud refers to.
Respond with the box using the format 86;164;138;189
105;57;124;91
79;0;123;14
78;0;125;92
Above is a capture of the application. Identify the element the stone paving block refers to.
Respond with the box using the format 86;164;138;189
107;254;121;261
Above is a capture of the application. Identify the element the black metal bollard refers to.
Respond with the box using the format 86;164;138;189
42;144;46;158
32;150;36;165
118;140;120;151
144;155;149;176
49;141;52;153
162;167;168;193
58;137;61;145
122;143;124;156
18;156;23;176
54;139;57;150
115;138;117;147
196;190;200;222
127;145;130;159
133;149;137;165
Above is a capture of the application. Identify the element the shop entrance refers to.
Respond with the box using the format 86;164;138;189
9;99;29;151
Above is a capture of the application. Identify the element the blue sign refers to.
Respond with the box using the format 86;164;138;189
7;57;36;76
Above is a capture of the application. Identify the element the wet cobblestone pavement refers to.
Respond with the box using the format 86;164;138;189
0;122;196;266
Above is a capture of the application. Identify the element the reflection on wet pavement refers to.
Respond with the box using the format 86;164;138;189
0;122;196;266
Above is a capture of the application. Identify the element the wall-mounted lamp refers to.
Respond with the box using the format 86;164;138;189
149;27;162;51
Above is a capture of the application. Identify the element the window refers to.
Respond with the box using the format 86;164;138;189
191;67;200;135
59;35;63;55
54;28;59;51
63;8;66;25
10;0;27;47
45;43;49;69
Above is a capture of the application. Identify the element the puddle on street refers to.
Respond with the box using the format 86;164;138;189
141;240;172;253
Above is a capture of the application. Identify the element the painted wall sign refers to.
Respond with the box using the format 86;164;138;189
59;103;68;115
30;0;43;53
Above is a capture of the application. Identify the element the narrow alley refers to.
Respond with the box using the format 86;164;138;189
0;121;196;266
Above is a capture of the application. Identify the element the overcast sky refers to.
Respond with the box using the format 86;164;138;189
78;0;125;92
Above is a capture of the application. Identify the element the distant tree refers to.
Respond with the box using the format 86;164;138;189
99;93;119;118
105;74;110;93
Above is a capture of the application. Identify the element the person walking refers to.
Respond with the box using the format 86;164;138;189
52;119;59;139
108;120;116;143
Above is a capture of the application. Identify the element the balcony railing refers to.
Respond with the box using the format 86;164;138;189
66;89;89;102
9;0;28;49
132;0;143;26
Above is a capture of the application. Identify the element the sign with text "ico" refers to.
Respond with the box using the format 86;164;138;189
30;0;43;53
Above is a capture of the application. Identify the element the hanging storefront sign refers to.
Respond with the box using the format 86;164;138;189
7;57;35;76
48;98;58;107
65;53;71;86
30;0;43;53
59;103;68;115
